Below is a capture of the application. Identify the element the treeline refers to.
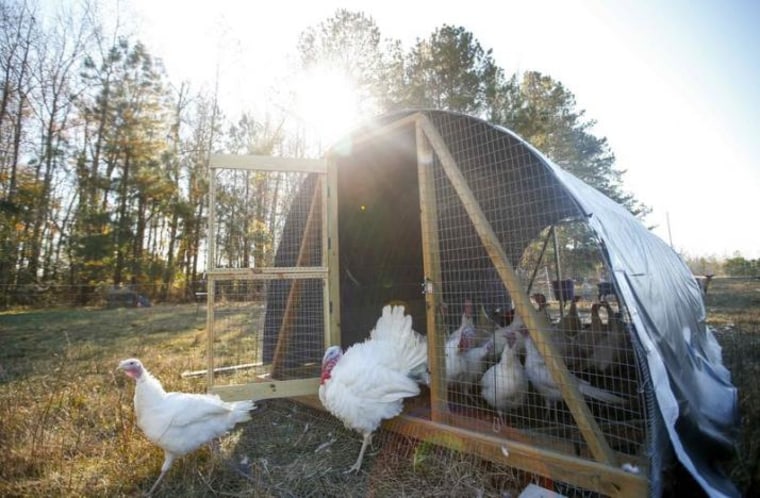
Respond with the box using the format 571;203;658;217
0;3;647;306
686;254;760;278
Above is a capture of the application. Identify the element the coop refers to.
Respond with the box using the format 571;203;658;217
204;110;738;497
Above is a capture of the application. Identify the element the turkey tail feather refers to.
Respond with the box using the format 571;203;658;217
579;383;625;404
230;400;256;424
371;305;428;376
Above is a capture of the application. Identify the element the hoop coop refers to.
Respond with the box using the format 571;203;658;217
205;111;738;497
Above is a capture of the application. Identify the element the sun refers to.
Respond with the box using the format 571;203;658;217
292;66;362;150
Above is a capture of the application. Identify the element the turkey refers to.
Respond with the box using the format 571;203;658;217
445;299;492;397
570;301;627;372
521;330;625;420
480;326;527;417
319;304;428;473
489;312;524;359
117;358;255;495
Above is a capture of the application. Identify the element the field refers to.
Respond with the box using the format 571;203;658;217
1;278;758;497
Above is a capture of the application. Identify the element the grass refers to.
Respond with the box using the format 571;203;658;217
1;278;758;497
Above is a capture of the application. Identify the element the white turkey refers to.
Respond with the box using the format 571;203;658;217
117;358;255;495
480;327;527;416
521;330;625;420
319;304;428;473
445;299;490;388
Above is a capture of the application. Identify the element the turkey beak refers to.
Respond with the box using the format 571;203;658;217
506;331;517;349
115;360;132;373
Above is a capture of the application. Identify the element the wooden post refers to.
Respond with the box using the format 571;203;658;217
206;168;218;390
415;118;448;423
325;157;342;348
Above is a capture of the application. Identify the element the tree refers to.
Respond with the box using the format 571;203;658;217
25;1;95;283
74;36;172;288
297;8;385;116
724;256;758;277
398;25;501;115
0;0;39;298
490;71;648;217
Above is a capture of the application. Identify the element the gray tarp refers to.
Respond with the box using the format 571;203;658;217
509;128;741;498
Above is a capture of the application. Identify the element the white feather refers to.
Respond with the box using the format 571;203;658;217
318;305;427;472
118;358;254;493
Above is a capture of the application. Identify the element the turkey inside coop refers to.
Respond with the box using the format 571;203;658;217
205;111;738;497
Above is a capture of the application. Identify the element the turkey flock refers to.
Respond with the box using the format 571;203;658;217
444;295;631;424
118;294;632;493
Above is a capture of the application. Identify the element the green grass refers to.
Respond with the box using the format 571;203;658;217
1;279;758;496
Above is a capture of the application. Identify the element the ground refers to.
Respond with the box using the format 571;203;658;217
0;277;757;497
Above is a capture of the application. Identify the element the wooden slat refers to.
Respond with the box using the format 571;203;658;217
418;115;619;467
385;414;647;498
206;170;218;388
415;120;448;423
325;113;421;158
211;378;320;402
206;267;328;280
326;157;342;347
209;154;326;173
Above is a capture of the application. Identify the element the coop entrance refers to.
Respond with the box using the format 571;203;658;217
335;125;426;345
203;155;329;402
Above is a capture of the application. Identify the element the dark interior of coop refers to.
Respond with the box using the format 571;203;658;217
336;125;427;346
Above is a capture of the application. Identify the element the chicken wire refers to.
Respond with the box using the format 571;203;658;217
207;277;325;384
425;112;648;459
208;113;656;495
207;169;326;387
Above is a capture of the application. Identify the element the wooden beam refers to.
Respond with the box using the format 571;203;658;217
385;414;647;498
415;119;448;424
417;115;619;467
206;168;218;388
209;154;326;173
206;267;327;280
326;157;342;347
211;378;320;402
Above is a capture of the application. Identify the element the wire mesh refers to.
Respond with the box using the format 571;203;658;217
208;278;325;384
208;170;326;386
208;112;654;495
425;112;648;461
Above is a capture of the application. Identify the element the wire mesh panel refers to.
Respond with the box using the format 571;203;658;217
206;159;328;397
331;112;652;496
207;277;325;385
418;112;650;491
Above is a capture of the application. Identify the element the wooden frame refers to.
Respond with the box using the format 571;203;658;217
208;117;649;496
206;154;328;401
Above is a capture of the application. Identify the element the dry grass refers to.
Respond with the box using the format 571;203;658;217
1;278;758;497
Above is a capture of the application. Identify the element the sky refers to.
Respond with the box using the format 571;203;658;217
123;0;759;259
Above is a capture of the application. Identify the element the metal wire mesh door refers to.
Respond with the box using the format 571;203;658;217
205;155;329;402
